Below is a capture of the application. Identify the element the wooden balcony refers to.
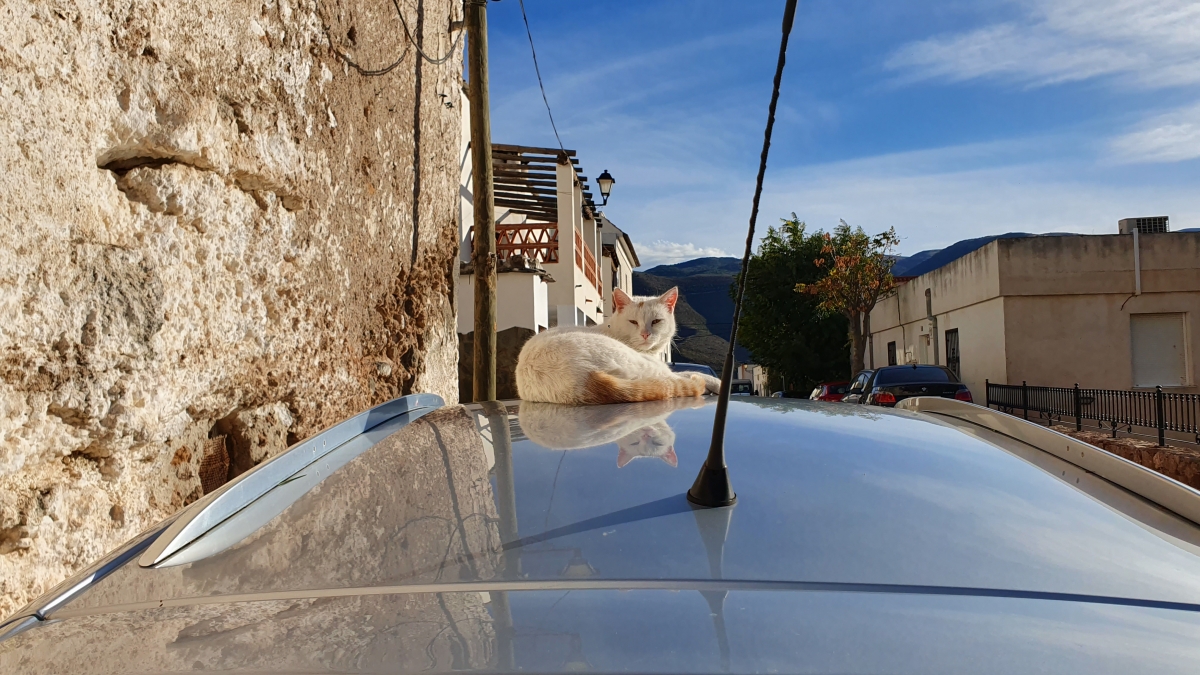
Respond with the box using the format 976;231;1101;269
497;222;559;263
575;228;600;293
469;221;601;294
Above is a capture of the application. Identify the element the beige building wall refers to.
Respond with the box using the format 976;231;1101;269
868;232;1200;398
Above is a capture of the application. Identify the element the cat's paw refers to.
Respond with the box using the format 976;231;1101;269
701;374;722;395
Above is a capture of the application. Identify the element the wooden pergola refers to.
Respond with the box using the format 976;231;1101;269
491;143;597;222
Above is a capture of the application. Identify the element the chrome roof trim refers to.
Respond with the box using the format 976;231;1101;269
155;404;440;568
138;393;444;568
898;397;1200;527
0;615;40;645
0;515;175;636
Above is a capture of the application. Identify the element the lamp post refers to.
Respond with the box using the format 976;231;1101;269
596;169;615;206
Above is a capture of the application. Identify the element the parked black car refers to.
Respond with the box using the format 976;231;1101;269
668;362;717;378
845;365;971;407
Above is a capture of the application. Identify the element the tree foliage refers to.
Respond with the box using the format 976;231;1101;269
796;220;898;375
734;216;849;394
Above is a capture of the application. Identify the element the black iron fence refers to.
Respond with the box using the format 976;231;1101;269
985;380;1200;447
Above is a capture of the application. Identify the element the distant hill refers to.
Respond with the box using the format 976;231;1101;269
633;257;750;371
642;257;743;278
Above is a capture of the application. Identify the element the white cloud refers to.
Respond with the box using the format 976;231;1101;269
885;0;1200;89
623;140;1200;257
1109;102;1200;164
634;240;730;268
761;151;1200;254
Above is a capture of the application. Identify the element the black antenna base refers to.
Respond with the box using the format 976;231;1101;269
687;462;737;508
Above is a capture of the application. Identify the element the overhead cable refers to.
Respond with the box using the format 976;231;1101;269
315;0;464;76
517;0;566;154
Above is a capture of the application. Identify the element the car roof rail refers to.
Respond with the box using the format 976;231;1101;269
897;397;1200;528
138;393;443;567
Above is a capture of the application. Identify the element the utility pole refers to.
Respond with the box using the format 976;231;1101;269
467;0;497;402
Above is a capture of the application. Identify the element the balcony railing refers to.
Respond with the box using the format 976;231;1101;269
469;222;602;294
496;222;559;263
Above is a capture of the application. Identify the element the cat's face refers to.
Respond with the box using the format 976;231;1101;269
615;421;677;468
607;287;679;354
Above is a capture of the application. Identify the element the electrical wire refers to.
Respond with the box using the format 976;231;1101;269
315;0;463;77
516;0;566;153
393;0;465;65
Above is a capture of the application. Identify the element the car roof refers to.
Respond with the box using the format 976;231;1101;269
9;398;1200;672
52;398;1200;606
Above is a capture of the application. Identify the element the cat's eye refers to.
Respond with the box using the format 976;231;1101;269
629;320;638;325
651;319;662;325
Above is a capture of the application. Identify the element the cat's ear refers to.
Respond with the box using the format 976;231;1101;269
612;288;633;313
661;446;677;467
616;448;634;468
660;287;680;313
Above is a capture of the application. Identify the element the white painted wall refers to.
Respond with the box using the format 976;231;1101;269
457;272;550;334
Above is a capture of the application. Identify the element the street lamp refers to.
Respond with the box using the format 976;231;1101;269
596;169;615;205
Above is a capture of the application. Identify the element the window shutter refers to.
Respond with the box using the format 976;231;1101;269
1130;313;1188;387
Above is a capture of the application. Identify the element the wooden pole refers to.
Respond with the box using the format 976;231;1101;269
467;0;497;402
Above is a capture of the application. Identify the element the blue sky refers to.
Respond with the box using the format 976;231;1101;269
482;0;1200;267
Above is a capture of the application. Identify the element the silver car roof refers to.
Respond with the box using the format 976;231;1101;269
5;397;1200;673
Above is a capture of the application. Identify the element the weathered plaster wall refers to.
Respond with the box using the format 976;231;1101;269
0;0;462;617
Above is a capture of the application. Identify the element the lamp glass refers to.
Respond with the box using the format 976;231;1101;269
596;170;614;199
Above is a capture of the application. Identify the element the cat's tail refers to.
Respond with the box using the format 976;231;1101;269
582;372;706;405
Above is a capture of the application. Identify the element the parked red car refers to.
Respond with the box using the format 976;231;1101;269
809;381;851;402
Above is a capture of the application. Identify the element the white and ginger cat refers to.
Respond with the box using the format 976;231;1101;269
516;287;721;405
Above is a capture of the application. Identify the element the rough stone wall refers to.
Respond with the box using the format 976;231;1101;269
0;0;463;618
1052;426;1200;489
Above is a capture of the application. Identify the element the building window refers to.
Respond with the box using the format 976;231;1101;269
1130;313;1189;387
945;329;960;379
887;341;897;366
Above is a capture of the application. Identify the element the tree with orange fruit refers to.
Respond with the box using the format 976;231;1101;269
796;221;899;377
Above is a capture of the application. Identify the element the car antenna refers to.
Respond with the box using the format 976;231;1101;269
689;0;799;509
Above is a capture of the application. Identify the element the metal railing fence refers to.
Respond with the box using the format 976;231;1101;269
985;380;1200;447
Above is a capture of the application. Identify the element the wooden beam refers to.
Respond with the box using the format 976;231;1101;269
493;170;558;182
494;207;557;219
492;142;575;157
497;209;558;221
489;162;559;172
498;221;558;229
495;185;558;198
494;199;556;212
493;177;558;189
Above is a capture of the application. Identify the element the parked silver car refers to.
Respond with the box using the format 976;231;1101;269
4;393;1200;673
